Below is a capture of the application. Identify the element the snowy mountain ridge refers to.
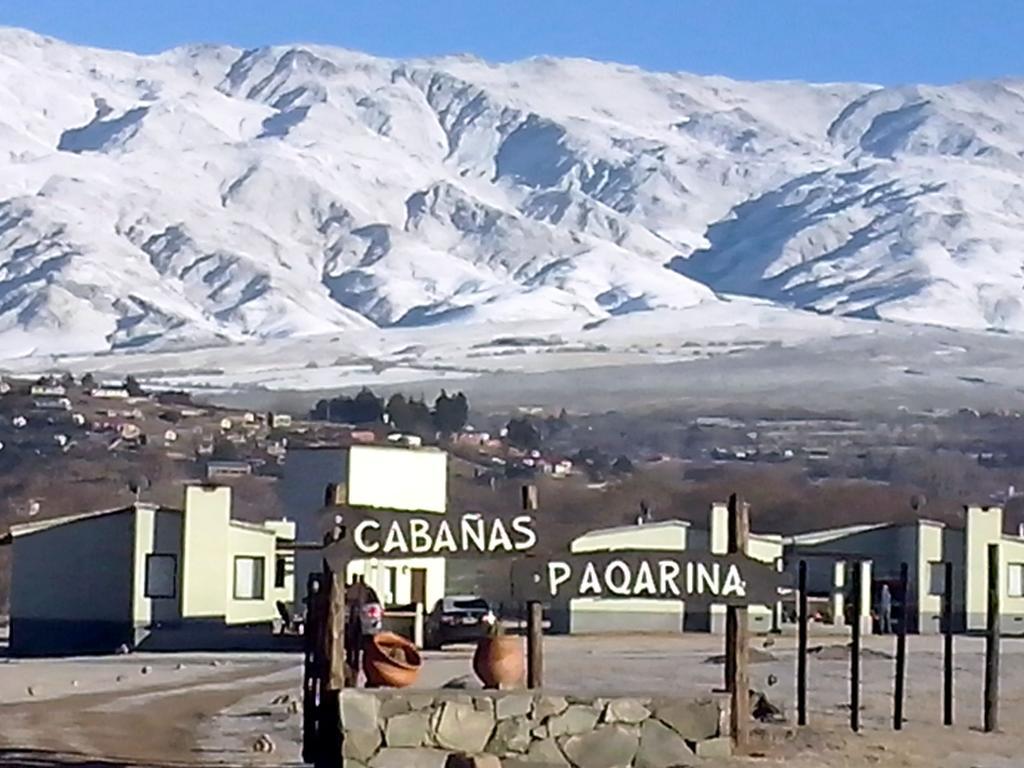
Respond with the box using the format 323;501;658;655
1;27;1023;356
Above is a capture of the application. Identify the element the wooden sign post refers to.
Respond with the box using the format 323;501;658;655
527;600;544;688
850;560;862;733
510;507;787;754
893;562;908;730
797;559;808;726
984;543;1000;733
726;494;751;751
942;561;955;726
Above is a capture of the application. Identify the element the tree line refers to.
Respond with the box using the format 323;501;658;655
310;388;469;438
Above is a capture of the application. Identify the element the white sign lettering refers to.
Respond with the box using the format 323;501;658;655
350;513;539;557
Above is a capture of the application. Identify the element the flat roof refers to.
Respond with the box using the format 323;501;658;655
3;502;171;541
784;518;951;547
574;519;692;539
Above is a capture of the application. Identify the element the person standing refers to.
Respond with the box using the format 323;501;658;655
879;583;893;634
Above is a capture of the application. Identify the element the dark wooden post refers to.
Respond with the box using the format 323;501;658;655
325;563;347;690
893;562;908;730
302;573;323;765
984;543;1000;733
850;561;862;733
527;600;544;688
523;484;543;690
943;561;954;726
726;493;751;750
316;562;345;768
797;559;808;726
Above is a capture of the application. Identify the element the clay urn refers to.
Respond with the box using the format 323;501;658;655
472;621;524;689
363;631;422;688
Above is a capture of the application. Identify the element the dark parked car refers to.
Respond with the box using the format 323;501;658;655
423;596;496;649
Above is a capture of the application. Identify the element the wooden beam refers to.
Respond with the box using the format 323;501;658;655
315;562;346;768
726;493;751;751
943;560;954;726
797;559;808;726
984;543;1000;733
893;562;908;730
301;573;322;765
325;563;347;691
850;562;862;733
527;601;544;689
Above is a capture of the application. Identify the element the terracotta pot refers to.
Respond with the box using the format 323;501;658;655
473;635;524;689
363;631;422;688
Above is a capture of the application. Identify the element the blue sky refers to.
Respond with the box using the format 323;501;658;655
2;0;1022;85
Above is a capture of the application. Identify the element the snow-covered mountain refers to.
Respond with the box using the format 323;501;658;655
1;27;1023;356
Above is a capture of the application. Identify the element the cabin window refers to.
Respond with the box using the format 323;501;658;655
1009;563;1024;598
234;556;266;600
145;554;177;599
274;556;288;589
927;562;946;596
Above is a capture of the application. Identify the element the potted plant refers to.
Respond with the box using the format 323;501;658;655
363;631;422;688
472;613;525;689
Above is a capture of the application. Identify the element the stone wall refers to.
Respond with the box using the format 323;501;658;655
341;689;731;767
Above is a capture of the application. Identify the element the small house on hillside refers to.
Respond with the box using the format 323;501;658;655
90;387;129;400
30;384;66;397
1;485;295;656
207;460;253;479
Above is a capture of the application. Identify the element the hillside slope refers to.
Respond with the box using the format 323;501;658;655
1;28;1022;356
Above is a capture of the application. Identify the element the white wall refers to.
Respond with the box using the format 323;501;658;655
347;556;446;610
347;445;447;514
570;522;689;632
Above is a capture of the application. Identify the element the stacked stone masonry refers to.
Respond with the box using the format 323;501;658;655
340;689;730;767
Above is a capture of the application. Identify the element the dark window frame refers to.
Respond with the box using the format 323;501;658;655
144;553;177;599
233;555;266;601
274;556;287;589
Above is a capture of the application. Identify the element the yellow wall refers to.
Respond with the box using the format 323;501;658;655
132;506;183;625
966;506;1003;631
133;506;155;625
917;522;945;634
999;536;1024;634
180;485;231;619
264;519;297;607
226;523;278;624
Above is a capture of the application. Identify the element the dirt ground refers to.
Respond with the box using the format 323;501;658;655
1;633;1022;767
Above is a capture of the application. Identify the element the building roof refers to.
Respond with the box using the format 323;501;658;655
574;519;692;540
1;503;169;543
3;502;294;544
783;522;889;547
783;518;949;547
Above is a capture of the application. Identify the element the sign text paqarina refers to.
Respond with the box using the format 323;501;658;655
511;551;787;605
